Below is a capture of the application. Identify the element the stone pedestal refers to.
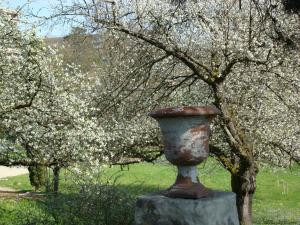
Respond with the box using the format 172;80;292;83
135;191;239;225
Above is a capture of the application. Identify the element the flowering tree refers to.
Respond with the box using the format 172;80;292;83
0;11;159;192
0;11;110;191
0;13;42;119
51;1;300;224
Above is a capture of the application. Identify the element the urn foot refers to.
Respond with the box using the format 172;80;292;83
165;182;213;199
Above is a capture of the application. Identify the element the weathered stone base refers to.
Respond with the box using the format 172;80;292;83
135;191;239;225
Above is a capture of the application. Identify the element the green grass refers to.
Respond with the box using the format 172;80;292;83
253;165;300;224
0;174;32;191
0;199;56;225
0;159;299;225
101;159;232;195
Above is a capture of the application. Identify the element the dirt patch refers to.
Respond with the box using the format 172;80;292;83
0;186;20;198
0;185;48;200
0;186;16;192
0;187;47;200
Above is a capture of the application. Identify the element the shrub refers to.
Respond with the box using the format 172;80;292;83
45;183;135;225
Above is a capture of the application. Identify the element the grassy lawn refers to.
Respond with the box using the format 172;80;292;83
0;159;299;225
0;174;32;191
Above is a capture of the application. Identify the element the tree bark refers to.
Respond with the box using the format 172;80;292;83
212;83;258;225
53;166;60;194
28;165;46;191
231;165;258;225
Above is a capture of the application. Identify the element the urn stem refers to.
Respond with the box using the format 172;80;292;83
178;166;198;183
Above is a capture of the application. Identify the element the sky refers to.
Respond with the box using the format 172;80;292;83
0;0;72;37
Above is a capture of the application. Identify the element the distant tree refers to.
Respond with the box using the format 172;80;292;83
64;27;88;44
61;26;100;72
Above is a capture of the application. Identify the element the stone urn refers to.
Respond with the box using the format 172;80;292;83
149;106;221;199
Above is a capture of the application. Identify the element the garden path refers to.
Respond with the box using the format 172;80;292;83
0;166;28;178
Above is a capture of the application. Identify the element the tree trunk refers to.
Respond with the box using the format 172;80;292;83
212;83;258;225
53;166;60;194
28;165;46;191
231;165;257;225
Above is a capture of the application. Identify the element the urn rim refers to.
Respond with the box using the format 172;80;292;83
149;106;221;118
